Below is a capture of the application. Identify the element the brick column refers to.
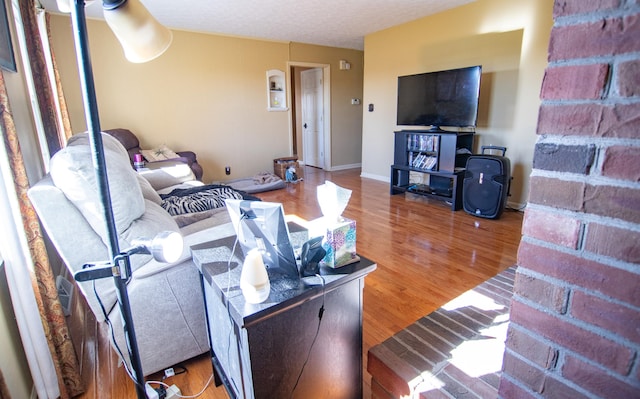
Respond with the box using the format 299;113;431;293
499;1;640;398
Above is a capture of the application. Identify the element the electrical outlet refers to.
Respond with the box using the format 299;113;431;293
225;166;231;175
166;384;181;399
145;383;159;399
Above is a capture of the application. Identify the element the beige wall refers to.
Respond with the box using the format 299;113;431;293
49;16;364;181
361;0;555;206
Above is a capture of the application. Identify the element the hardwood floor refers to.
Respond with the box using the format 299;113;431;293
74;166;523;398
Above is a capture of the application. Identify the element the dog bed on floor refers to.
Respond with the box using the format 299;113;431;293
223;172;286;194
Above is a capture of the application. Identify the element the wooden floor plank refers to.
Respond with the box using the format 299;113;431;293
70;166;522;398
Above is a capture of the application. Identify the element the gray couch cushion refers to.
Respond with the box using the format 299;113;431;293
137;161;197;191
46;132;184;314
50;133;146;240
136;173;162;205
30;133;236;375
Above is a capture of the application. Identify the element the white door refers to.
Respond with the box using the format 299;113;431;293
301;68;324;168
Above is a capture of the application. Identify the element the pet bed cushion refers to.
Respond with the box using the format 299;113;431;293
225;172;285;194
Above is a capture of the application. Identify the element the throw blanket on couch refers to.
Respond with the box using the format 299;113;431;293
160;184;259;216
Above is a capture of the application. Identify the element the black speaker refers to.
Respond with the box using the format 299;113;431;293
463;146;511;219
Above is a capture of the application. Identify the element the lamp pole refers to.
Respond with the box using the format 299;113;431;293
70;1;146;398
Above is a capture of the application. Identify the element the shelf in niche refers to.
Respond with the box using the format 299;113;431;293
266;69;288;111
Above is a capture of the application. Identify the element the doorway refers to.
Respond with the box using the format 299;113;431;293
301;68;323;168
289;63;331;170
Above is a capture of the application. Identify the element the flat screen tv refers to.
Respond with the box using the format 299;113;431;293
396;65;481;130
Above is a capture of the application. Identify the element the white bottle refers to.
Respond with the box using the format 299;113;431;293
240;249;270;304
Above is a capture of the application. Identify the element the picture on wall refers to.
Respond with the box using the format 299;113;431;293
0;0;16;73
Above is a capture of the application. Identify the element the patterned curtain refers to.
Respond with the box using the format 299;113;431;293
1;0;81;396
19;0;72;154
0;71;82;398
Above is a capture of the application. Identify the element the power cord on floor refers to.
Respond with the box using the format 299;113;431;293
146;372;214;399
290;274;326;398
223;231;242;386
93;281;145;392
162;365;187;380
94;283;198;398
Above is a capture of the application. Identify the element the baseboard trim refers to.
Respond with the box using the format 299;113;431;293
326;163;361;171
298;162;362;172
506;201;527;212
360;172;388;182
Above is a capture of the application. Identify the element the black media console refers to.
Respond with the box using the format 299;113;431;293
390;130;474;210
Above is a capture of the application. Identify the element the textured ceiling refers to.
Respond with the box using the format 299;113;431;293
40;0;475;50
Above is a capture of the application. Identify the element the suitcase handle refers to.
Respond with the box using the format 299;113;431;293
481;145;507;156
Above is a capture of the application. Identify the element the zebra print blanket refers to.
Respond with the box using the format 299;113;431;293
160;184;257;216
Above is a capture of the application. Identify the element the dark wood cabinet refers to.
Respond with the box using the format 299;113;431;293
191;236;376;399
391;130;474;210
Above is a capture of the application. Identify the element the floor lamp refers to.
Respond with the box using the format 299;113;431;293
64;1;172;398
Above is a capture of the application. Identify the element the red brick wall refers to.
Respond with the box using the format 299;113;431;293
499;1;640;398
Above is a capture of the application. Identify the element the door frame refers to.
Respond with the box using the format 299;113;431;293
287;62;331;170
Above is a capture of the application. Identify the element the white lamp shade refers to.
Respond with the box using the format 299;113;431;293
240;249;271;304
103;0;173;63
56;0;71;13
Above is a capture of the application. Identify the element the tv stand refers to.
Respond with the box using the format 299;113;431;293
390;130;474;210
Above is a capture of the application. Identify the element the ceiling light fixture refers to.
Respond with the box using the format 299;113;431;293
102;0;172;63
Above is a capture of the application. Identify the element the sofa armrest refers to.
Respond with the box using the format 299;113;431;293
145;157;191;168
137;160;196;191
176;151;196;164
190;163;204;181
176;151;203;181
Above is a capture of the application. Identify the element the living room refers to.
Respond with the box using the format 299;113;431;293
1;0;639;398
44;0;547;210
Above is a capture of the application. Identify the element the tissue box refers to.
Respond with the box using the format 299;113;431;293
319;218;357;268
